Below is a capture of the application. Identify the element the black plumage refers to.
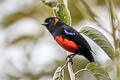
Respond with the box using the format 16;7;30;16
42;17;94;62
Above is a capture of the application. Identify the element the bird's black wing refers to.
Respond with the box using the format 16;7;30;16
62;25;94;62
62;26;92;51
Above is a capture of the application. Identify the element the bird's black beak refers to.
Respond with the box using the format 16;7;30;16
42;22;48;26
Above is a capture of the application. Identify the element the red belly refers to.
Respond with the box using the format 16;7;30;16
55;36;78;52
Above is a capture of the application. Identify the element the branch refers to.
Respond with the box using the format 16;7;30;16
105;0;120;80
63;0;68;8
67;52;75;80
74;69;87;76
76;0;112;36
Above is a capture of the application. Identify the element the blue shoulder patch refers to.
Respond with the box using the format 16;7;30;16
64;29;75;35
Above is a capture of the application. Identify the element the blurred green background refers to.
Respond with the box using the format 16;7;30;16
0;0;119;80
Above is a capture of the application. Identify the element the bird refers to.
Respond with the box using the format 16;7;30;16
42;17;95;63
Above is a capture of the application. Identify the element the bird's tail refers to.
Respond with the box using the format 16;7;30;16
82;50;95;62
90;50;96;55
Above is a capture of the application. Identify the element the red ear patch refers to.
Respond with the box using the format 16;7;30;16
54;18;59;25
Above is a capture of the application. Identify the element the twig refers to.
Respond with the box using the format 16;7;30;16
63;0;68;8
67;52;75;80
105;0;120;80
74;69;87;76
76;0;112;35
61;63;67;71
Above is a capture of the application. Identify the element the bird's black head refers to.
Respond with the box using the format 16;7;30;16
42;17;63;33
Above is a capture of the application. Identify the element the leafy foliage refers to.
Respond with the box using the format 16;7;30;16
53;3;71;25
75;70;97;80
52;67;64;80
41;0;57;7
0;0;120;80
80;27;114;60
85;63;111;80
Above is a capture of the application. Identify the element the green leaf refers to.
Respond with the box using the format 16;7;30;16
75;70;97;80
53;3;71;26
52;67;64;80
41;0;57;7
94;73;111;80
85;63;111;80
80;27;114;60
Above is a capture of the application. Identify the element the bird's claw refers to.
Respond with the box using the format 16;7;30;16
66;58;73;65
66;54;74;65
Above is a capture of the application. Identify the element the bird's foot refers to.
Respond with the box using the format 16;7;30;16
66;57;73;65
66;54;75;65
